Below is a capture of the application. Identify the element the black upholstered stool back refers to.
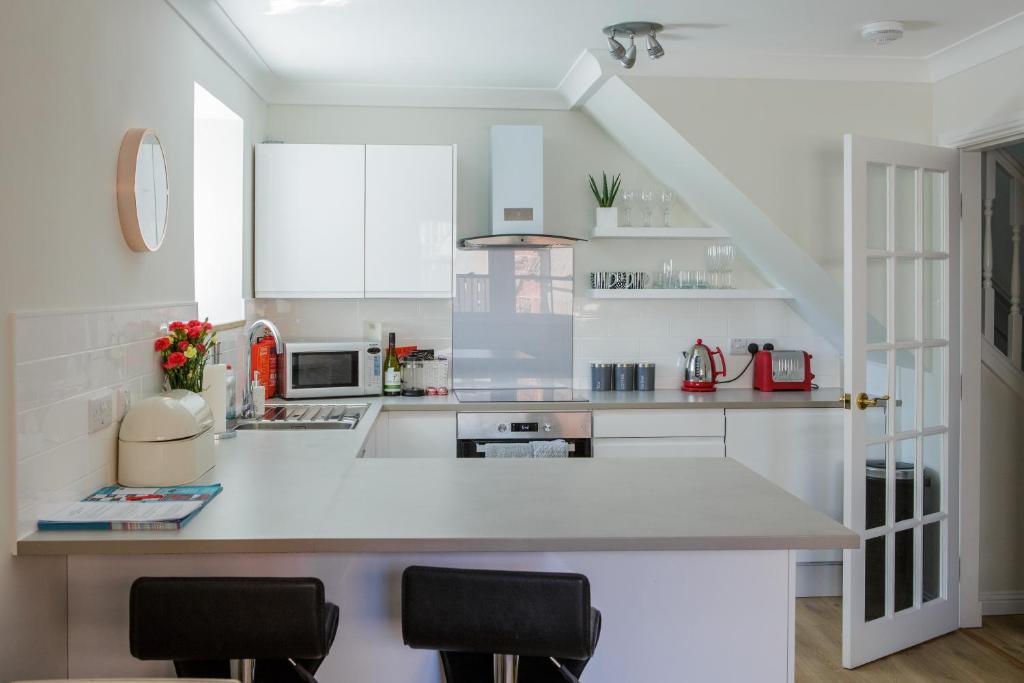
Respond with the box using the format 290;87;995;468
402;565;601;683
130;577;338;683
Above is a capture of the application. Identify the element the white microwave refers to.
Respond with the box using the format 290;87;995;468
279;340;383;399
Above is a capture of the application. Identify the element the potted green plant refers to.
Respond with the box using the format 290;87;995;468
589;172;622;229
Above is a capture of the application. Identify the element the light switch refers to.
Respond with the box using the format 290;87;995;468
88;394;114;434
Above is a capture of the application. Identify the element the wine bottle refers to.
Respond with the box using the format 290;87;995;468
383;332;401;396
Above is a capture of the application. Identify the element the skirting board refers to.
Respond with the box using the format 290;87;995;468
982;591;1024;615
797;562;841;598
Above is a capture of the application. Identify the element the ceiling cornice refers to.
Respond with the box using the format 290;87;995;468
928;11;1024;82
169;2;1024;110
165;0;280;101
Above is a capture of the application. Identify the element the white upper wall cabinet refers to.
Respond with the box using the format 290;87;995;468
256;144;366;298
364;145;455;298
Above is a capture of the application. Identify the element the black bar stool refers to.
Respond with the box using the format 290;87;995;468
402;565;602;683
130;577;339;683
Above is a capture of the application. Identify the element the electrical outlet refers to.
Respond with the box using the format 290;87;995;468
116;387;132;421
730;338;774;355
88;394;113;434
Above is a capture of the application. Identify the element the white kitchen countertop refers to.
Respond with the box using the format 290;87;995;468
379;387;844;411
17;412;857;555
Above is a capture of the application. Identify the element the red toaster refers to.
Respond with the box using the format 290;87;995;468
752;349;814;391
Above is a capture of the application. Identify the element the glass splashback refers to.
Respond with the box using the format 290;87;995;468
453;247;574;389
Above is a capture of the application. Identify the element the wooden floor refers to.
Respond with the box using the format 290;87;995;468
797;597;1024;681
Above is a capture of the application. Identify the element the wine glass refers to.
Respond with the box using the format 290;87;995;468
640;190;655;227
660;189;674;227
621;189;636;227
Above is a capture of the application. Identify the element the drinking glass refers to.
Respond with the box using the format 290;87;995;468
659;259;674;289
621;189;636;227
660;189;674;227
695;270;709;289
641;190;655;227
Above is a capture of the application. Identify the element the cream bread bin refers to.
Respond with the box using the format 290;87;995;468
118;390;215;486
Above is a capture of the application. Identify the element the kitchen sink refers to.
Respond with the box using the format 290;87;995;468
233;403;368;431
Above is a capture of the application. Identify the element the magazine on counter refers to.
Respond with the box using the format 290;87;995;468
37;484;222;531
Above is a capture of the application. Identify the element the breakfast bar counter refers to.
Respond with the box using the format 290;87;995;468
18;433;856;555
17;428;855;682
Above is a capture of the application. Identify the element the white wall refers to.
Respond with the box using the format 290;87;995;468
0;1;265;679
934;45;1024;142
980;365;1024;601
621;77;934;281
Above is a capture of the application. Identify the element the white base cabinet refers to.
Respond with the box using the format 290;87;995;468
594;437;724;458
726;407;844;596
593;409;726;458
373;411;456;459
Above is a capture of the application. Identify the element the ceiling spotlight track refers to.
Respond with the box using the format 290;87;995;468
603;21;664;68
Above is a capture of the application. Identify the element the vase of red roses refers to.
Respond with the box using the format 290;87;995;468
154;319;216;393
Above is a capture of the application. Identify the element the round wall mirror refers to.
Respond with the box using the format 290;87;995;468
117;128;169;252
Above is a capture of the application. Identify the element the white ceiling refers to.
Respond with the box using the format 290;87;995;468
215;0;1024;89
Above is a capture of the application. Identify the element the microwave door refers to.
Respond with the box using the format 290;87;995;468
289;350;360;398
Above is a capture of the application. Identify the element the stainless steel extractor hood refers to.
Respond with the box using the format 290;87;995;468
459;125;585;248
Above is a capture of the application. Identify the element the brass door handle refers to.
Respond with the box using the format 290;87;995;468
843;392;890;410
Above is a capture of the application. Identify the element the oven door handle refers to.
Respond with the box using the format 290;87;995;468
475;442;577;454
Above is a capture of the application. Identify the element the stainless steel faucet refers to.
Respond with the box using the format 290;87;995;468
241;318;284;419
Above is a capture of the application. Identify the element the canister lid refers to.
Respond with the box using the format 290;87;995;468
615;362;637;368
636;362;656;368
119;390;214;443
591;362;613;368
865;459;915;480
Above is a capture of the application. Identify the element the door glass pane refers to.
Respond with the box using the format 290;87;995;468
866;443;887;530
895;259;917;342
922;346;945;428
867;163;889;250
868;258;888;344
895;528;915;612
923;521;941;603
894;348;917;433
865;535;886;622
895;438;916;523
924;259;946;341
923;170;946;252
894;167;918;251
923;433;943;516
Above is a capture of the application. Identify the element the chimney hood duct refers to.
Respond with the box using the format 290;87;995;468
459;125;585;248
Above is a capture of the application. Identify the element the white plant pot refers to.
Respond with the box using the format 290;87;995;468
596;207;619;229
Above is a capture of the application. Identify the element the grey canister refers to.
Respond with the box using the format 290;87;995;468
614;363;636;391
636;362;656;391
591;362;614;391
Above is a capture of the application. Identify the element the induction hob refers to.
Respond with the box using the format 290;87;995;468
454;388;590;403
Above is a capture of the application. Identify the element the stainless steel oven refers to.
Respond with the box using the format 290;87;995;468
280;340;382;399
456;412;592;458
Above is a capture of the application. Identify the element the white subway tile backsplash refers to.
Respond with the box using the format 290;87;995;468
572;297;839;390
13;302;197;539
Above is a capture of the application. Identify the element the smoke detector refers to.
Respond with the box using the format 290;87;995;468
861;21;904;45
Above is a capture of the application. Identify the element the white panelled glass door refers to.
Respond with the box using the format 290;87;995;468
842;134;960;668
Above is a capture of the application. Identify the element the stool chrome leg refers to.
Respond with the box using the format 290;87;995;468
493;653;519;683
239;657;255;683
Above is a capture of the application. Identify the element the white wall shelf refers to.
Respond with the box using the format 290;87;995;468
587;288;792;300
591;226;730;239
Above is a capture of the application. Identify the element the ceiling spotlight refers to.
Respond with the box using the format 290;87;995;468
603;22;665;68
606;30;626;60
621;33;637;68
646;31;664;59
861;20;904;45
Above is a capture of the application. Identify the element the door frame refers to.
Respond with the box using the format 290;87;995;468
941;115;1024;628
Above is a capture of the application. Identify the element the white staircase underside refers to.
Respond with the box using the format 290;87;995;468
580;75;843;348
982;337;1024;399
